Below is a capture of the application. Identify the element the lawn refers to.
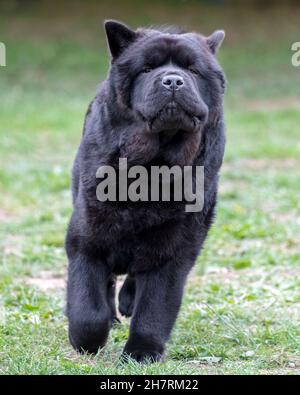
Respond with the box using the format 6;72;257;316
0;0;299;375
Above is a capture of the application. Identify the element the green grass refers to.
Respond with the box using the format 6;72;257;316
0;1;300;375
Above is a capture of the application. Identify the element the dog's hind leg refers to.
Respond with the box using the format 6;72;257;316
107;274;121;324
118;275;135;317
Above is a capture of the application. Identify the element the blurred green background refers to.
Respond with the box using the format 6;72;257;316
0;0;299;375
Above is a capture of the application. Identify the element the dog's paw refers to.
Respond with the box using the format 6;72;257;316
119;296;134;317
121;349;163;364
112;316;121;325
122;334;164;363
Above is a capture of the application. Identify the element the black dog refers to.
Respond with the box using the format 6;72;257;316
66;20;226;362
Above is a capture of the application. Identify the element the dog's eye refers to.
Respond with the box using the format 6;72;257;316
142;67;152;73
188;67;199;75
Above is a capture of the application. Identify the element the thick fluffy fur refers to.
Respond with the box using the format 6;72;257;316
66;21;226;362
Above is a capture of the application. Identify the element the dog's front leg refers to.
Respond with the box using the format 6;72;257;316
122;262;189;363
66;253;112;354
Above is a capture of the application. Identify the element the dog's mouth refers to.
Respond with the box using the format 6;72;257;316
149;101;205;134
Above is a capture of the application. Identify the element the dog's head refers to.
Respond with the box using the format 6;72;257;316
105;20;225;135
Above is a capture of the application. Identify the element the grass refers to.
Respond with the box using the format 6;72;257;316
0;0;300;375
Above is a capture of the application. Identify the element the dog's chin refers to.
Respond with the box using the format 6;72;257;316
149;104;201;134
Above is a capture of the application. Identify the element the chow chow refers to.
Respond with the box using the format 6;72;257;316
66;20;226;362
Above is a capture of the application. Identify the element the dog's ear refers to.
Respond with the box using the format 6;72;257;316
104;20;137;59
206;30;225;54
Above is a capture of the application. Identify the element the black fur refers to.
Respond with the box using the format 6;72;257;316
65;20;226;363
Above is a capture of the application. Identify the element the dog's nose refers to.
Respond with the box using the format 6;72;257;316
162;74;184;91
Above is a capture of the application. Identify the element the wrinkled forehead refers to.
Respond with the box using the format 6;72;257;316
133;33;208;67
